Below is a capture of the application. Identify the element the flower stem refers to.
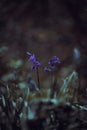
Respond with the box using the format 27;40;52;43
36;68;40;89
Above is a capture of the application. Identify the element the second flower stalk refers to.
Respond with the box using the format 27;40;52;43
27;52;61;96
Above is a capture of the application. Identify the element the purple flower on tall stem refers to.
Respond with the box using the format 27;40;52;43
44;56;60;98
27;52;41;71
27;51;41;89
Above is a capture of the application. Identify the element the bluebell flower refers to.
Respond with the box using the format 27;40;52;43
27;52;36;62
44;56;60;72
30;61;41;71
27;51;41;71
48;56;60;67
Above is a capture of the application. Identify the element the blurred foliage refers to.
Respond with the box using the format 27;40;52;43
7;59;23;69
0;47;87;130
0;46;8;53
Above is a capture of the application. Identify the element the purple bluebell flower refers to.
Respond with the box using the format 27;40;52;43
44;56;60;72
48;56;60;67
27;51;41;71
30;61;41;71
29;54;36;62
27;52;36;62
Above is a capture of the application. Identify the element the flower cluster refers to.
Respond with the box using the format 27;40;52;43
27;52;41;71
27;52;60;73
44;56;60;72
48;56;60;67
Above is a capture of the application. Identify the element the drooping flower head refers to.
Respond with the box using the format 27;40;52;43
48;56;60;67
27;52;36;62
27;52;41;70
44;56;60;72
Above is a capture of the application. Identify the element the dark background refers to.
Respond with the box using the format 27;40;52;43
1;0;87;52
0;0;87;82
